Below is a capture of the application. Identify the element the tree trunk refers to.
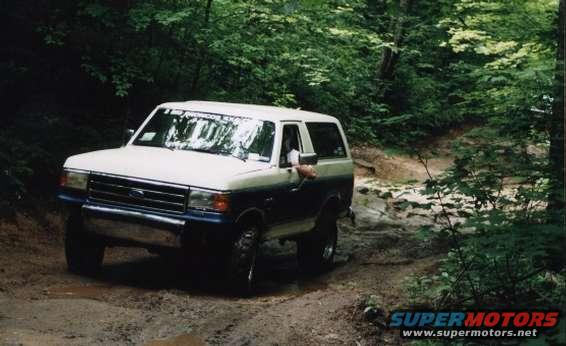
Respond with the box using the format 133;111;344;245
190;0;213;96
377;0;412;84
547;0;565;222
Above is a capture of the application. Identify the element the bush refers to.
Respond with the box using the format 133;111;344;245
410;127;565;310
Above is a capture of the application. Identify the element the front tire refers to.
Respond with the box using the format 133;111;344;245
227;222;260;296
297;211;338;274
65;214;105;275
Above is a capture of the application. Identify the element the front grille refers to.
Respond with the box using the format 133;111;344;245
88;173;188;214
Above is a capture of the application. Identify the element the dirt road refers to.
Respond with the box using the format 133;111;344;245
0;171;442;345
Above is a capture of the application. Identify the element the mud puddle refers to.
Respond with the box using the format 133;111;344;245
45;284;114;300
44;283;148;301
145;333;206;346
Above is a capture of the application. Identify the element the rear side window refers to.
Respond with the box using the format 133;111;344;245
306;122;346;159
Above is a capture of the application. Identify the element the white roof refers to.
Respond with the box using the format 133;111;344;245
157;101;338;123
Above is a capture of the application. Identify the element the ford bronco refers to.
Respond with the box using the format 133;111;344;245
58;101;354;294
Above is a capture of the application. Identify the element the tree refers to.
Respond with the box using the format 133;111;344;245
548;0;565;221
411;0;566;310
377;0;412;83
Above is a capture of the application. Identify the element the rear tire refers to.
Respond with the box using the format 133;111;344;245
65;214;105;275
227;222;260;296
297;211;337;274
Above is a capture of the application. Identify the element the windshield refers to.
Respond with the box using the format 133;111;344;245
132;108;275;162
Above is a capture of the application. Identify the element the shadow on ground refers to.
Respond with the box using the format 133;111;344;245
70;241;336;298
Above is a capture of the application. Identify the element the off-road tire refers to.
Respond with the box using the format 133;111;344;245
227;222;260;296
65;214;105;275
297;211;338;274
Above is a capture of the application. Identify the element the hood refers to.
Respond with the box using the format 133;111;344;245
64;145;271;190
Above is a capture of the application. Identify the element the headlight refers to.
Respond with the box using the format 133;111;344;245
188;189;230;212
60;169;89;190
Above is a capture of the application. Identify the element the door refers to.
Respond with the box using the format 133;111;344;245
263;122;314;239
278;123;305;221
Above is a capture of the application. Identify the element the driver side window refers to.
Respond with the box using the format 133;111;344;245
279;124;302;167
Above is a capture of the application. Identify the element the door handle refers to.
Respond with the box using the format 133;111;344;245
291;177;307;193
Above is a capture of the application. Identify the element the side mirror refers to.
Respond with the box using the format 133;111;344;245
299;152;318;165
123;129;135;145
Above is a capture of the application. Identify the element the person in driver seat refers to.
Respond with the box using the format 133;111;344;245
282;126;317;179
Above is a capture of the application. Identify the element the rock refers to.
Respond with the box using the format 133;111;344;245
354;159;378;173
362;294;386;323
363;306;382;322
357;186;370;194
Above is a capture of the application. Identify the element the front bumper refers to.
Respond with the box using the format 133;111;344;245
58;188;235;248
79;202;235;248
82;205;186;248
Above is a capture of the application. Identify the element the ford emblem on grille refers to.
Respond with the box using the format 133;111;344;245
129;189;145;199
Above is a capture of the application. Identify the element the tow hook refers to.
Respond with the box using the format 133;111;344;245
347;207;356;226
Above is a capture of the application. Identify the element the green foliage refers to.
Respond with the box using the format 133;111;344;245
439;0;556;128
415;125;565;308
203;0;387;125
2;0;400;204
404;0;564;311
0;111;122;213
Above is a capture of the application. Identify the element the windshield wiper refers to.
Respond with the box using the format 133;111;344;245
190;148;246;162
188;148;215;154
218;150;247;162
164;143;176;151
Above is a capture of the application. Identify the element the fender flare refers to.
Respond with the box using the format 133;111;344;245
316;193;343;223
235;207;267;233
